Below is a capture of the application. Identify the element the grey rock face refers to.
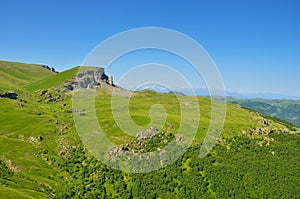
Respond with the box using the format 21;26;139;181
74;67;108;89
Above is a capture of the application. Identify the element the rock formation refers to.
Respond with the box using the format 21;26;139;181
109;76;113;86
136;126;159;140
41;65;57;73
74;67;109;89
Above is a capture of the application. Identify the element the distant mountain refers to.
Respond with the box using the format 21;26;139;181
135;86;300;100
227;98;300;127
176;88;300;100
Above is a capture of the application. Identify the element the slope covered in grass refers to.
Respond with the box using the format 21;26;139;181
24;66;79;92
0;61;55;91
0;65;299;198
228;98;300;127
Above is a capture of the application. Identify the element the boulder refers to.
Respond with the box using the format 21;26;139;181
176;135;184;142
0;92;18;99
261;119;269;126
64;84;74;91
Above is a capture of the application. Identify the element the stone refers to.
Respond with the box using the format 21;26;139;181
0;92;18;99
20;99;27;103
165;132;171;136
47;98;56;102
256;128;261;135
109;146;126;156
261;119;269;126
40;90;47;96
109;76;113;85
176;135;184;142
41;65;57;73
78;112;87;116
74;67;109;89
136;126;159;140
64;84;74;91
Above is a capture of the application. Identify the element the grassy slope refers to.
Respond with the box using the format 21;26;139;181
0;61;55;91
95;91;267;145
0;95;72;198
0;64;299;198
24;67;79;92
228;98;300;127
0;64;79;197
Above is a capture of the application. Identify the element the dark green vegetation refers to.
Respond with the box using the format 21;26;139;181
0;61;299;198
228;97;300;127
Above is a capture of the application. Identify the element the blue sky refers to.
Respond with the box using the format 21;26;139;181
0;0;299;97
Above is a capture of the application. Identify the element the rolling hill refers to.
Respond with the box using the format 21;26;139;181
0;61;299;198
228;98;300;127
0;61;56;92
24;66;79;92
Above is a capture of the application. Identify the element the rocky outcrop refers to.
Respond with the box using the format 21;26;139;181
74;67;109;89
64;84;74;91
41;65;57;73
109;146;128;156
136;126;159;140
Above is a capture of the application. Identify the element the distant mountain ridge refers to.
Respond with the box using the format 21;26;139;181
227;98;300;127
176;88;300;100
132;85;300;100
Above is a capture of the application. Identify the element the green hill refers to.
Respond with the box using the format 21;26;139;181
0;61;55;91
0;63;299;198
228;98;300;127
24;66;79;92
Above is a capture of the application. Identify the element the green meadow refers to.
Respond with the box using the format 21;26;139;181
0;61;299;198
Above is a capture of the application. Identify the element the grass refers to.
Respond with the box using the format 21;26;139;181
228;97;300;127
0;61;55;91
0;63;299;198
24;66;79;92
0;185;47;199
0;87;268;196
94;90;272;145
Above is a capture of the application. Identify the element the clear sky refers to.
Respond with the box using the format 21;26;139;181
0;0;299;97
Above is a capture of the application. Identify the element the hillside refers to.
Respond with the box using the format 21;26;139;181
0;61;56;91
24;66;79;92
228;98;300;127
0;63;299;198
